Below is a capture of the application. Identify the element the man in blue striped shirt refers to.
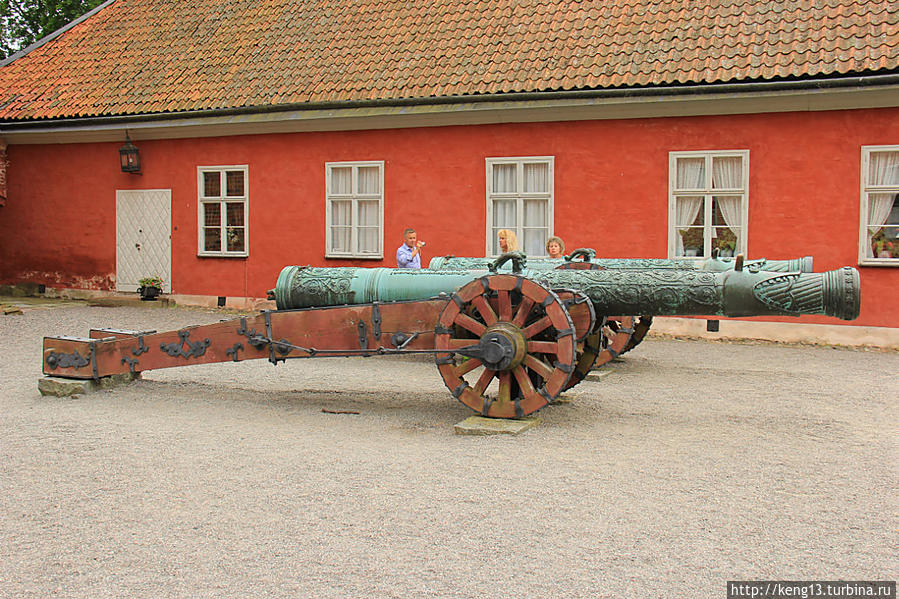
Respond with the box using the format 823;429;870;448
396;228;425;268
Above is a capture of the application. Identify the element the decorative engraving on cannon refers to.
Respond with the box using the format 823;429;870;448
285;267;355;307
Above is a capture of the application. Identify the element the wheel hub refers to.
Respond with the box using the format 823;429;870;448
478;323;526;371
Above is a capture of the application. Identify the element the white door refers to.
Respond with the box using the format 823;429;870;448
116;189;172;292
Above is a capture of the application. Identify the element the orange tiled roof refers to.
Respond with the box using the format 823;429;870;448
1;0;897;121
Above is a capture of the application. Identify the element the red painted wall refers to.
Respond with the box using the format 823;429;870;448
2;107;897;327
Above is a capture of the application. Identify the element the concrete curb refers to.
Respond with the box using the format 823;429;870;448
454;415;541;435
38;373;142;397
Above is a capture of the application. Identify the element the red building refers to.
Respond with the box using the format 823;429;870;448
1;0;897;344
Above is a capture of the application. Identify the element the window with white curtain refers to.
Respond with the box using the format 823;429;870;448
325;161;384;258
668;151;748;259
860;146;899;263
198;165;248;257
486;157;553;256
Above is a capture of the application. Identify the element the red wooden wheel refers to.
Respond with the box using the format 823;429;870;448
563;317;606;391
434;274;577;418
622;315;654;354
552;289;596;342
593;315;636;367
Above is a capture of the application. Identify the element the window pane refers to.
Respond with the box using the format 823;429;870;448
226;202;244;226
357;167;380;195
226;171;245;196
331;200;351;226
204;203;221;227
867;192;899;258
523;199;546;227
330;167;352;195
676;158;705;190
714;226;739;256
226;227;245;252
204;227;221;252
680;228;705;257
712;196;741;227
675;196;703;228
493;200;516;228
523;163;548;193
357;200;379;226
358;227;379;253
675;196;704;257
712;157;742;189
203;172;221;197
889;195;899;225
492;164;517;193
330;226;351;253
872;225;898;258
868;151;899;186
523;228;548;255
712;196;741;256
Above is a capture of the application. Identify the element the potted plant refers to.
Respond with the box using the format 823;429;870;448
137;275;164;301
717;238;736;257
872;234;894;258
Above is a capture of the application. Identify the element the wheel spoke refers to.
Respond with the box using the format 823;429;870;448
526;340;559;354
523;354;554;380
497;371;511;404
511;297;535;327
497;289;512;321
473;367;496;395
471;295;498;326
512;365;538;400
454;313;486;336
454;357;483;376
523;316;552;339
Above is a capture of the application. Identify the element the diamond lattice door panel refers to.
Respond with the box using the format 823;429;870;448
116;190;172;292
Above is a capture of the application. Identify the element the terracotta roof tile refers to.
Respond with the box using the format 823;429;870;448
1;0;897;121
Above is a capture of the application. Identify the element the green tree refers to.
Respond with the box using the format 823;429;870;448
1;0;104;60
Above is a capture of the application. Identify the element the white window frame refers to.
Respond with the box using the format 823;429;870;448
859;145;899;266
325;161;384;259
667;150;749;259
197;165;249;257
485;156;554;256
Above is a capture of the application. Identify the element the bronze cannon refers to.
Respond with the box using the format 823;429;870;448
42;261;859;419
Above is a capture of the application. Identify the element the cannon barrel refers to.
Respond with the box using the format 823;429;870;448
427;254;815;272
272;265;860;320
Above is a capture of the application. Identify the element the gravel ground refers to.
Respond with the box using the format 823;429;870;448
1;303;896;598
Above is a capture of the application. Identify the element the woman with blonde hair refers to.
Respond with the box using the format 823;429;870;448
545;236;565;259
497;229;519;253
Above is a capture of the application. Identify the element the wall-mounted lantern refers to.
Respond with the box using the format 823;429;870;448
119;132;141;173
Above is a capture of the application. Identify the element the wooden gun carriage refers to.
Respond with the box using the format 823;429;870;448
43;255;859;419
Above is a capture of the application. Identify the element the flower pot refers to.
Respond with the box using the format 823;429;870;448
138;285;161;301
877;251;892;258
